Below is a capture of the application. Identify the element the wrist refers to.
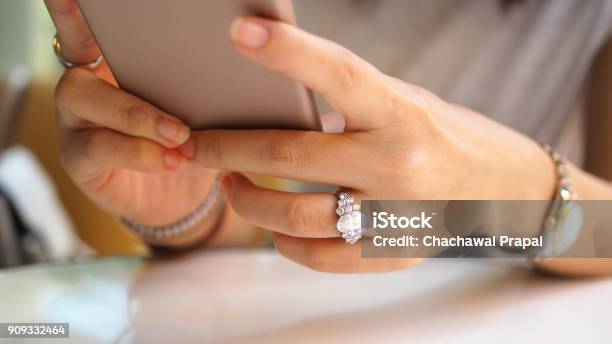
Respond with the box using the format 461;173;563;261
498;137;558;200
126;170;220;227
123;182;226;249
136;200;225;249
523;140;558;200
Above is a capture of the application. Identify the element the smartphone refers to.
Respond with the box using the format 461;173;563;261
75;0;321;131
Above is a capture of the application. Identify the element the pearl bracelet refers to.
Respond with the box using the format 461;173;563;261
121;181;224;241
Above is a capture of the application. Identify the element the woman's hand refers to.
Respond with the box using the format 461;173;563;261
45;0;217;235
187;17;558;273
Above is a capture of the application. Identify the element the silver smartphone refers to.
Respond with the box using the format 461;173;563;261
76;0;321;131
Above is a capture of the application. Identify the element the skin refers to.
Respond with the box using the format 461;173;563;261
44;0;612;276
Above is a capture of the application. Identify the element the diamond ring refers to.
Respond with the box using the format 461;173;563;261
336;191;363;244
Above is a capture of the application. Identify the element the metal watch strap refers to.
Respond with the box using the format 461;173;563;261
532;143;577;259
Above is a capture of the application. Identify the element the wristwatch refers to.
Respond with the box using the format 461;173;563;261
532;144;582;259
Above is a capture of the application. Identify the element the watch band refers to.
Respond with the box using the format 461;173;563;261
532;143;580;259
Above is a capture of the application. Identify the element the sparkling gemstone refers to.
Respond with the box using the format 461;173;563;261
336;208;345;216
560;187;572;201
337;211;362;244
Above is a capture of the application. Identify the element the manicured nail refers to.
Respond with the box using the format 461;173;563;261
230;18;269;49
221;174;234;193
164;151;185;170
177;137;195;159
158;117;190;145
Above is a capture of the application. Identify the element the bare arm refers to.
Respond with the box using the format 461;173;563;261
534;35;612;277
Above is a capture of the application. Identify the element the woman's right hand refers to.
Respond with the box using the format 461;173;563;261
45;0;218;229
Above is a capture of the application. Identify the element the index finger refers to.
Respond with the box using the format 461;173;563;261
190;129;369;188
44;0;101;64
230;17;398;131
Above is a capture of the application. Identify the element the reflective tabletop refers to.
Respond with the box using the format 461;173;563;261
1;250;611;343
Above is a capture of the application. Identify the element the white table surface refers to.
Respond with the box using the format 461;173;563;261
0;250;611;344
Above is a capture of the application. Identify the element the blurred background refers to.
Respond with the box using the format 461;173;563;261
0;1;54;74
1;0;608;267
0;1;146;262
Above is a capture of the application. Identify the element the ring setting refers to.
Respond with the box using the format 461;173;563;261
336;191;363;245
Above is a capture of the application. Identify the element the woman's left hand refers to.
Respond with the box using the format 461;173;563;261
185;17;557;273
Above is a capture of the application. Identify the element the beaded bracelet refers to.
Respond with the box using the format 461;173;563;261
121;181;224;242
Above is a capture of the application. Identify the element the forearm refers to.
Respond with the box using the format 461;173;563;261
537;35;612;277
569;164;612;199
453;97;612;276
533;36;612;277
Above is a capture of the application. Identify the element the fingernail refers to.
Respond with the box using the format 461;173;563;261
221;174;234;193
230;18;269;49
164;151;185;170
158;117;190;145
178;137;195;159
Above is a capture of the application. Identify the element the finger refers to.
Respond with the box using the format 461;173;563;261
56;68;190;148
44;0;102;64
62;128;188;178
274;233;422;274
221;173;339;238
321;112;346;133
229;17;398;131
189;129;372;188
